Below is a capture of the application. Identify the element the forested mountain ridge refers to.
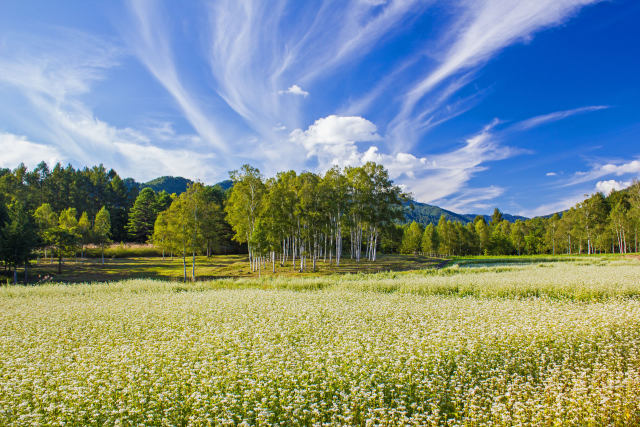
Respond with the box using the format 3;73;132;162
123;176;194;195
124;176;233;195
403;201;470;225
391;200;527;226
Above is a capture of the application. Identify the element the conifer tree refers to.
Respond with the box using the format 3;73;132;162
126;188;158;242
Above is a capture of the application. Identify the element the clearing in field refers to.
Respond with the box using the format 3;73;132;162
2;257;640;425
20;253;446;283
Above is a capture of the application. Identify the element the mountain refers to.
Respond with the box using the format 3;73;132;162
142;176;194;194
403;201;527;226
214;179;233;191
124;176;233;195
403;201;471;225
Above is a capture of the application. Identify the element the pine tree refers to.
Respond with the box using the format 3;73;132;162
1;201;38;283
126;188;158;243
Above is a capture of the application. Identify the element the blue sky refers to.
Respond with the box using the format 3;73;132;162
1;0;639;216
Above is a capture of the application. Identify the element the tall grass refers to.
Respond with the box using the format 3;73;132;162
83;243;163;258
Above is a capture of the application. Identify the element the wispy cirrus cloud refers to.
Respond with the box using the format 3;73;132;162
119;0;602;203
436;186;505;213
0;28;221;182
387;0;602;151
512;105;609;130
567;158;640;186
205;0;427;151
0;0;611;212
519;191;587;217
122;0;231;154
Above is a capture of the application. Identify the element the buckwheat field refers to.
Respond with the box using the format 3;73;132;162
2;260;640;425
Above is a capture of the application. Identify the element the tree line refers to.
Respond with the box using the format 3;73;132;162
1;160;638;283
398;185;640;257
0;162;237;282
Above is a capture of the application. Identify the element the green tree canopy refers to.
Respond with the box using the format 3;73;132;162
94;206;111;264
126;187;159;242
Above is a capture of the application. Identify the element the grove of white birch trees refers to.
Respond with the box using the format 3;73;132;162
224;162;406;273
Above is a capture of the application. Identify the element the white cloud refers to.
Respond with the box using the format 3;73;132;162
513;105;608;130
0;29;119;100
126;0;600;189
122;0;231;153
0;29;227;183
289;115;382;169
0;130;217;182
403;120;524;203
546;172;557;176
278;84;309;97
595;179;632;195
522;169;637;217
202;0;428;162
434;186;505;213
0;132;62;169
112;142;217;182
569;159;640;185
388;0;601;150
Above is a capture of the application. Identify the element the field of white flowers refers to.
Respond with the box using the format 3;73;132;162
1;259;640;425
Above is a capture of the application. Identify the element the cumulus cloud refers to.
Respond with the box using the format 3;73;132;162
289;115;382;169
546;172;557;176
595;179;632;195
278;85;309;97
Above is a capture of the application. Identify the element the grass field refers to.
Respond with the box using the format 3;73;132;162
2;257;640;425
19;253;446;283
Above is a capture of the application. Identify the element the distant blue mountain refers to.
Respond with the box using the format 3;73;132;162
403;200;527;226
214;179;233;191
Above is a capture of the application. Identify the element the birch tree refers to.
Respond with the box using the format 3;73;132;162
93;206;111;265
225;165;265;271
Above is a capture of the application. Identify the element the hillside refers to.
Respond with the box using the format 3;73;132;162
142;176;194;194
125;176;233;195
403;200;527;226
214;179;233;191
